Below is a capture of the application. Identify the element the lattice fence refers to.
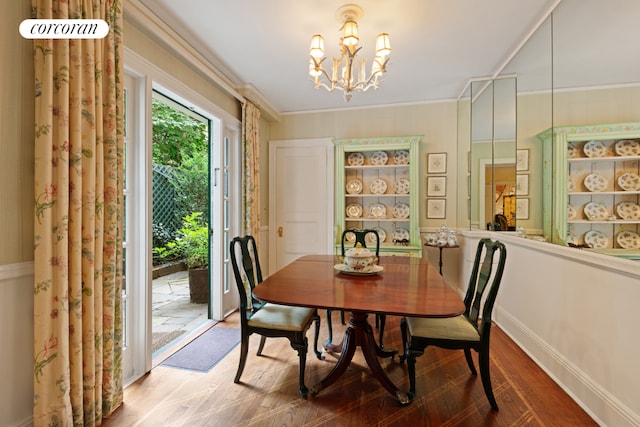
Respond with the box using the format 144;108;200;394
153;163;179;242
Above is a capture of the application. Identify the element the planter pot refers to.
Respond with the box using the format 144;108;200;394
188;268;209;303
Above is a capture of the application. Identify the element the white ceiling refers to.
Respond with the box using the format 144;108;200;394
135;0;638;115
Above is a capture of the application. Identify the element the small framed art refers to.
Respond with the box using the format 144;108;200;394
427;176;446;197
516;174;529;196
427;198;446;219
516;198;529;220
516;149;529;171
427;152;447;174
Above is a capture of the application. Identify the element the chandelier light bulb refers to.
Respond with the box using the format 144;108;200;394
308;4;390;102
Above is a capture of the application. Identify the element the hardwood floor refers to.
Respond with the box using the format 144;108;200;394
104;311;597;426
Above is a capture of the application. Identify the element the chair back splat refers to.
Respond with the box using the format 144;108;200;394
400;237;506;410
230;235;322;398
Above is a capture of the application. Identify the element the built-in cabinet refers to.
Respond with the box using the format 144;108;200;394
538;122;640;258
334;136;421;257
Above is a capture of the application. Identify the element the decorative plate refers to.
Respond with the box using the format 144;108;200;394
393;150;410;165
334;263;384;276
369;178;388;194
346;203;363;218
393;228;410;242
614;139;640;156
392;203;410;219
346;179;363;194
369;203;387;219
616;201;640;220
583;140;607;158
345;231;356;242
583;202;609;221
617;172;640;191
369;151;388;166
567;143;579;159
566;232;577;245
568;204;577;220
568;177;576;192
347;152;365;166
583;173;608;192
367;227;386;243
616;231;640;249
584;230;609;249
393;178;410;194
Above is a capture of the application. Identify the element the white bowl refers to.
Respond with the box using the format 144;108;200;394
344;246;376;271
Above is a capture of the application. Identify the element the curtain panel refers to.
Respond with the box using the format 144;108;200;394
242;101;261;243
32;1;124;426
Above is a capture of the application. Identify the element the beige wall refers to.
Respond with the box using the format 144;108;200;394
124;20;242;120
268;101;459;228
0;0;34;265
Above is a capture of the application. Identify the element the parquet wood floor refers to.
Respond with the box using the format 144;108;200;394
104;311;597;426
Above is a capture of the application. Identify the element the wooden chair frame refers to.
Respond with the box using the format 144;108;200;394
400;238;507;410
230;235;322;397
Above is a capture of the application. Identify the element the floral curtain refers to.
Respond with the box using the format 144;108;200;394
242;101;261;243
32;1;124;426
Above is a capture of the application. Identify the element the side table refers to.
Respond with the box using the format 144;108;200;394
424;243;459;275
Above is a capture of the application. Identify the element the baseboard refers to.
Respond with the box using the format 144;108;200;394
496;307;640;427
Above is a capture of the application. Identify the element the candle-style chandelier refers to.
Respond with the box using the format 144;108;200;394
308;4;391;102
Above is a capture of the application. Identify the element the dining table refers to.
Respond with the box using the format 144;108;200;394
253;254;465;405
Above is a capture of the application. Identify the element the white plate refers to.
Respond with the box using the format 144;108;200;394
583;173;608;192
334;263;384;276
583;202;609;220
368;227;386;243
347;152;364;166
568;177;576;192
369;151;388;165
616;231;640;249
583;140;607;158
617;172;640;191
346;179;362;194
393;228;410;243
584;230;609;249
346;203;362;218
392;203;410;219
369;178;388;194
393;178;410;194
393;150;410;165
369;203;387;219
616;201;640;220
614;139;640;156
568;204;577;220
567;143;579;159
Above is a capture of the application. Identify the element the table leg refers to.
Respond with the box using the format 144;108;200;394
438;246;444;275
310;311;411;405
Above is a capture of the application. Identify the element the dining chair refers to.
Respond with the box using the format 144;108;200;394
400;237;506;410
327;228;387;348
230;235;322;398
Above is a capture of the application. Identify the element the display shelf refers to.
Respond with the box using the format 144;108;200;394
538;123;640;256
334;135;421;257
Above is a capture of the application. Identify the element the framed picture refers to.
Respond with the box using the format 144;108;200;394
516;174;529;196
427;152;447;174
427;198;446;219
516;149;529;171
427;176;446;197
516;198;529;220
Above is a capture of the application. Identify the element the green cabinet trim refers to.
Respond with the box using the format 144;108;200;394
334;136;422;257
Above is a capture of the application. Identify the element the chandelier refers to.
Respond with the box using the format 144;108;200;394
309;4;391;102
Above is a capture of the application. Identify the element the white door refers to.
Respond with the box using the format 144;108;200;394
269;139;334;273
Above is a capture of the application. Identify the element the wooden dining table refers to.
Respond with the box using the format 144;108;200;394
253;254;465;405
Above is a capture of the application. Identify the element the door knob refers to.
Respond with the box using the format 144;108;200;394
278;226;283;237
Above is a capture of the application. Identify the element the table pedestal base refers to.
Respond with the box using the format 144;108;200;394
311;311;412;405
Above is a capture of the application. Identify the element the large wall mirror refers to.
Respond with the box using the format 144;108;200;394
459;0;640;259
469;78;516;231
